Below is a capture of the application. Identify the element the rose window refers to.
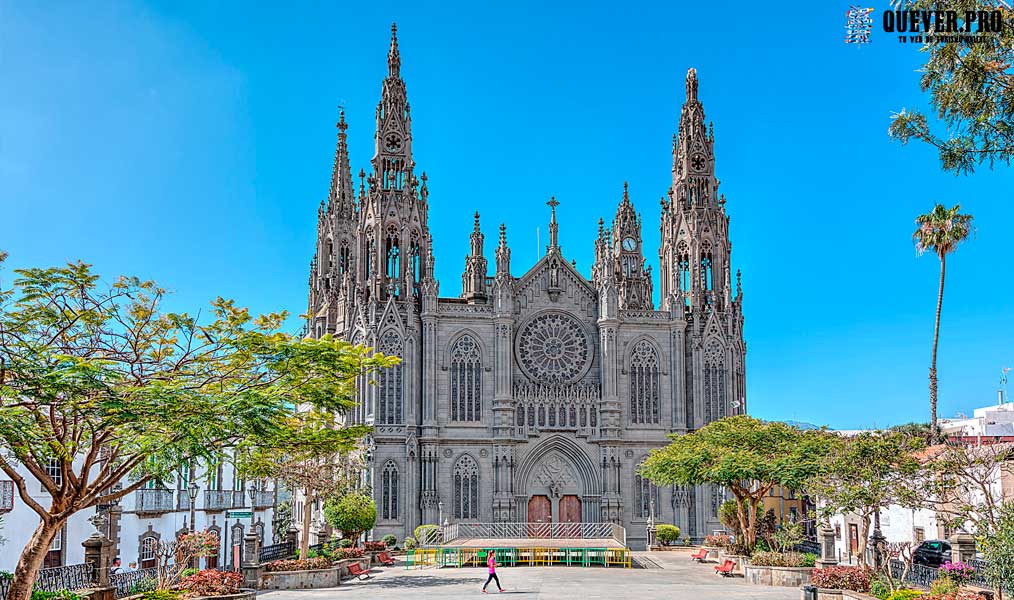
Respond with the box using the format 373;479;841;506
516;312;591;383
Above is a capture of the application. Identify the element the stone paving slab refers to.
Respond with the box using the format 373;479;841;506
258;551;800;599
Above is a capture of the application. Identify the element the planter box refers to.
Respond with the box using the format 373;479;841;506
721;553;749;571
744;565;813;587
259;567;340;590
336;557;371;580
124;590;256;600
799;589;879;600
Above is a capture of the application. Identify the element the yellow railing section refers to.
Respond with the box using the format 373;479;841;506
404;546;631;569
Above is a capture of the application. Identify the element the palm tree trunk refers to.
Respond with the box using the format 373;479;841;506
930;253;947;442
300;487;314;559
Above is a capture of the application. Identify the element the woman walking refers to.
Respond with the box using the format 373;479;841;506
482;551;504;594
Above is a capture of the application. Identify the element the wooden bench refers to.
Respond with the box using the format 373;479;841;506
714;559;735;576
376;551;396;566
347;562;372;580
690;549;708;562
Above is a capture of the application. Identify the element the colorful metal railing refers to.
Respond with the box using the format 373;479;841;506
440;522;624;546
404;546;631;569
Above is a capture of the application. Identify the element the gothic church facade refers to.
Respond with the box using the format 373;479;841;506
306;26;747;548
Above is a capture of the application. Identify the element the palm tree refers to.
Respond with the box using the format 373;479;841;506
913;203;974;442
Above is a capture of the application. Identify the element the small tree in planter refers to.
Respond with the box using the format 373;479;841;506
382;534;397;548
323;493;376;546
656;524;680;546
152;530;220;590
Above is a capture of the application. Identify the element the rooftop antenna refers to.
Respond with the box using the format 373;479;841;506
1001;367;1010;406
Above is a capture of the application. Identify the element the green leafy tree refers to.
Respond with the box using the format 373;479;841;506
323;493;377;545
805;431;925;566
237;413;375;559
0;259;389;600
640;416;833;553
912;203;974;441
889;0;1014;175
981;501;1014;598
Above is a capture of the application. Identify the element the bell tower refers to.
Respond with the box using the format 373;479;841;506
610;182;652;310
359;23;433;302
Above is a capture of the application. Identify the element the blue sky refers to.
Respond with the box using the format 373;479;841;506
2;1;1011;430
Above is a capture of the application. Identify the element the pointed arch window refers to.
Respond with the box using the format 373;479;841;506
704;340;726;423
700;241;714;292
381;461;399;520
338;243;351;277
677;241;691;297
410;239;421;294
629;341;661;424
634;463;659;519
385;231;401;294
450;335;482;421
378;331;404;424
453;455;479;520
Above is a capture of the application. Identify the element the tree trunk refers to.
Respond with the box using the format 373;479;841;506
300;487;314;559
857;513;871;567
930;253;946;443
8;519;63;600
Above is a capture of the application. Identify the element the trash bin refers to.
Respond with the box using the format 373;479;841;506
802;584;818;600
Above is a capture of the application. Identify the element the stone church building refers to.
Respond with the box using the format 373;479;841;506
306;25;747;548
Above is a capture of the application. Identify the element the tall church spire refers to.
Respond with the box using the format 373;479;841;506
329;109;355;219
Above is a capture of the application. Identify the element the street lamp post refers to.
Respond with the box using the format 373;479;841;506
188;481;200;534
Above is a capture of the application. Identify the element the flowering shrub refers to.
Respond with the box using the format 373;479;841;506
704;534;733;549
922;592;982;600
178;570;242;597
334;547;365;560
811;566;873;592
749;551;810;567
264;557;332;572
885;590;924;600
363;541;386;551
938;561;976;583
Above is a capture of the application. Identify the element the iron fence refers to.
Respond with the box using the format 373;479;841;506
889;560;940;588
110;567;158;598
259;541;295;562
793;540;821;555
0;480;13;512
0;564;96;600
887;557;994;590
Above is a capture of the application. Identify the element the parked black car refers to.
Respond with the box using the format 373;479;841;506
913;540;952;567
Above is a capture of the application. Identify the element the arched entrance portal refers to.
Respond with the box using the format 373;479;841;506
516;435;601;524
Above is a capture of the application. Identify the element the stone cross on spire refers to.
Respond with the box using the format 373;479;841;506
547;196;560;253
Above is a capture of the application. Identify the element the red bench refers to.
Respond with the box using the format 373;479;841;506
690;549;708;562
376;551;395;566
346;562;372;580
714;560;736;576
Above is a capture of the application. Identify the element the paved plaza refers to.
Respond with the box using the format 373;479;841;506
259;552;800;599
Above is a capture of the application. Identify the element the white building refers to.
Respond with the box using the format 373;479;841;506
941;400;1014;438
0;455;279;573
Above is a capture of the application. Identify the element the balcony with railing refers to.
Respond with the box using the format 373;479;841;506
178;492;194;511
204;489;245;511
252;490;275;509
0;480;13;513
134;488;174;514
